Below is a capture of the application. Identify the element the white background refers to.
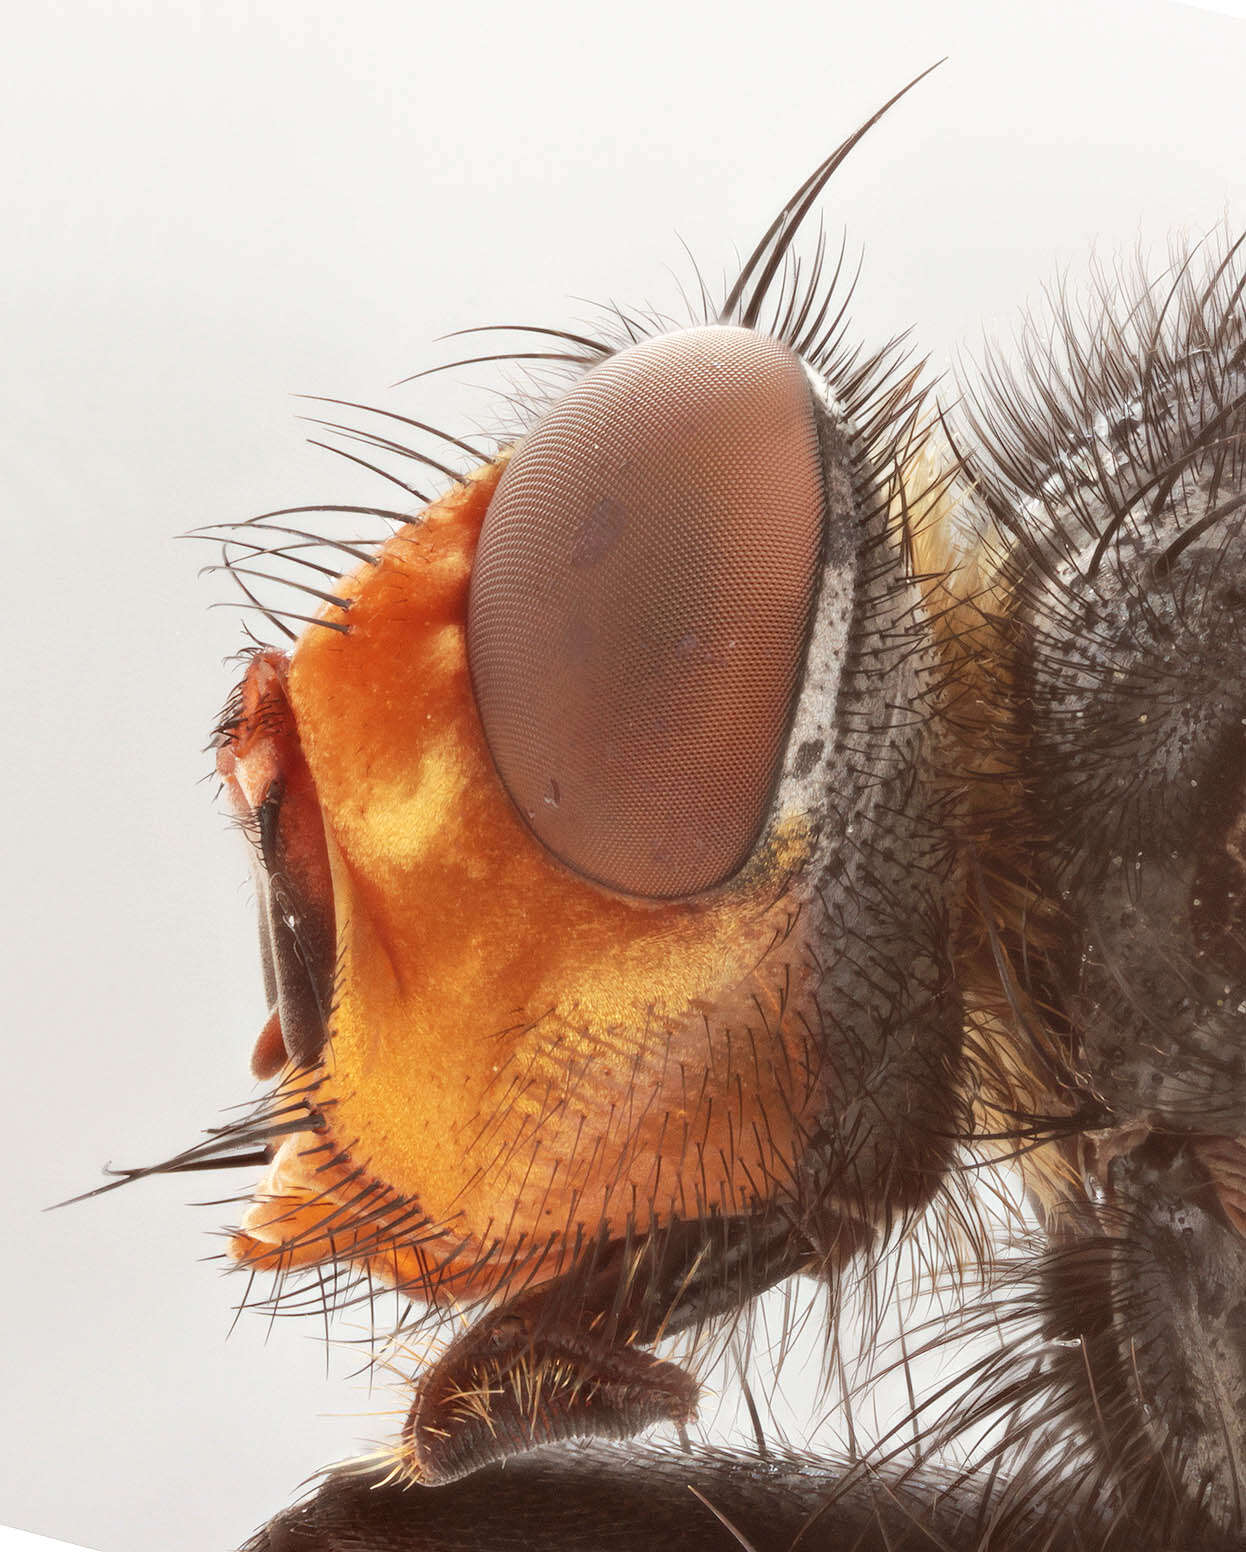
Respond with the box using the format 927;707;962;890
3;1;1245;1548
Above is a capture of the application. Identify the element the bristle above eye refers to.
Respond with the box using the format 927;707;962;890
466;325;828;898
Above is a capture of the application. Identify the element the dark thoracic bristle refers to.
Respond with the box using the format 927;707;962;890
958;230;1246;582
934;228;1246;1544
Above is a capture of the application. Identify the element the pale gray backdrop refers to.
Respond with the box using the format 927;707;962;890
4;1;1245;1547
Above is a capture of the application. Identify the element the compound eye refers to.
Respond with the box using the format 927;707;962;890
467;324;826;898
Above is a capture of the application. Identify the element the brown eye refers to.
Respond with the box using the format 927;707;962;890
467;324;827;898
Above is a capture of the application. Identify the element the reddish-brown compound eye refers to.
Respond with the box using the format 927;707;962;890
467;324;827;898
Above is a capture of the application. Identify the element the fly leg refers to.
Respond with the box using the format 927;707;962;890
400;1209;865;1483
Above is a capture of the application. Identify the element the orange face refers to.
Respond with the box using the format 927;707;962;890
221;446;833;1305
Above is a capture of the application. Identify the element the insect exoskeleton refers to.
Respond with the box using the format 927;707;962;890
212;114;974;1482
922;231;1246;1541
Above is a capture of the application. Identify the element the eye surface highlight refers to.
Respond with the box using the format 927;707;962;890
467;324;826;897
